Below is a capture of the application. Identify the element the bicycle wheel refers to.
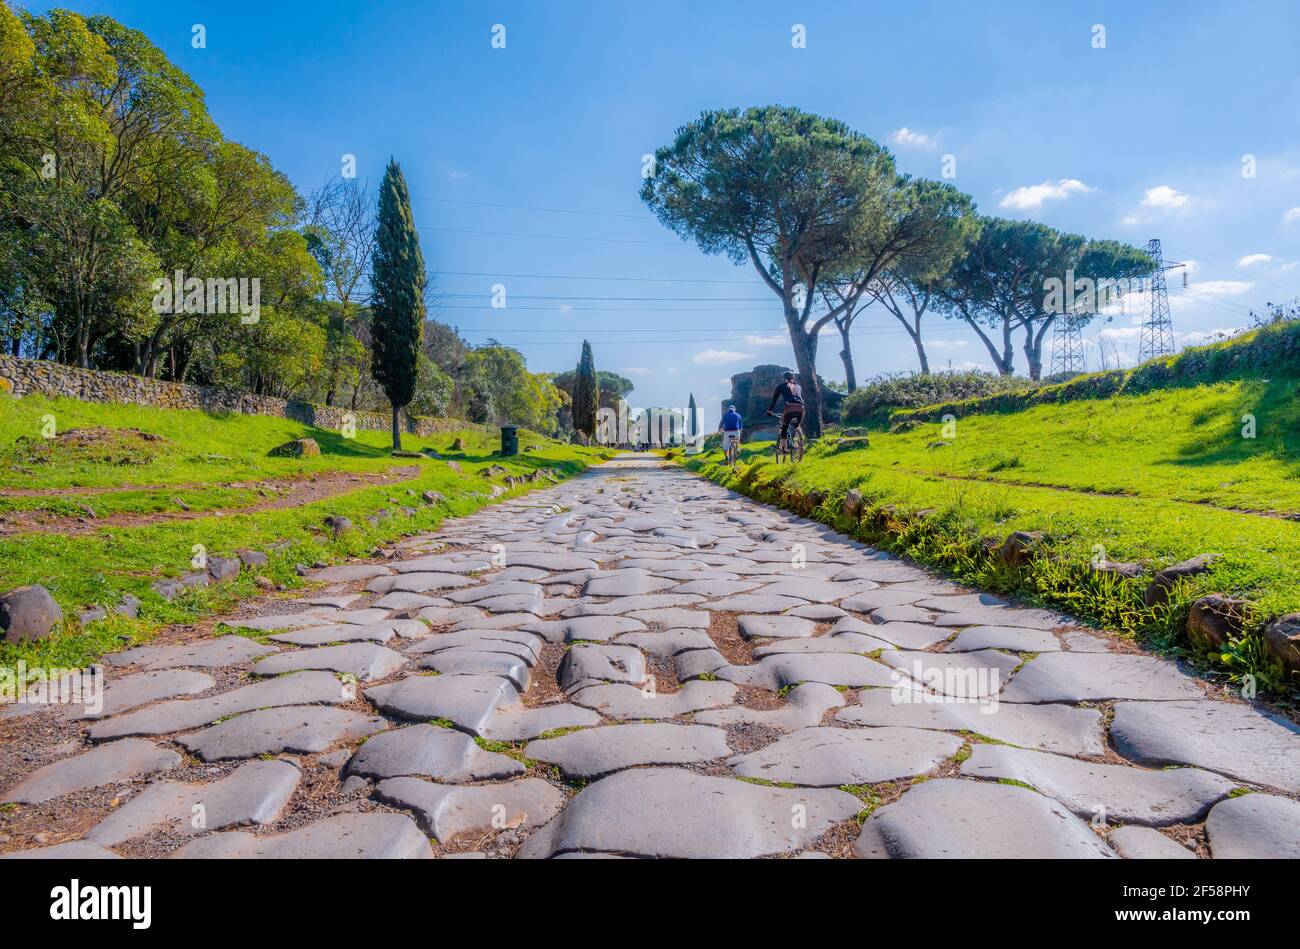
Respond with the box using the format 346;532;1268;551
790;429;804;462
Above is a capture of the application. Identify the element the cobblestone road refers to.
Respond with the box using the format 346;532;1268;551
2;456;1297;858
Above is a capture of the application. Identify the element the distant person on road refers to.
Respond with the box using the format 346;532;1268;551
719;404;743;453
766;370;805;442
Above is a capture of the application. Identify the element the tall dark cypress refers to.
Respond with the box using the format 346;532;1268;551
370;159;425;450
687;393;698;440
573;339;598;444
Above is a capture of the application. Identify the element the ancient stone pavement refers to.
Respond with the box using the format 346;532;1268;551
2;455;1297;859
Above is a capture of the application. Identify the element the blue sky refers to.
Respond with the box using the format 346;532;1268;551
29;0;1300;415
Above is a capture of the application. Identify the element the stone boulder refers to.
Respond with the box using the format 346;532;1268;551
1185;594;1246;652
323;515;354;539
996;531;1044;568
0;585;63;644
268;437;320;458
1262;614;1300;674
1144;554;1221;607
840;489;864;521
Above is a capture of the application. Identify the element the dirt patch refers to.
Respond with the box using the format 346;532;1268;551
0;466;420;536
706;611;752;665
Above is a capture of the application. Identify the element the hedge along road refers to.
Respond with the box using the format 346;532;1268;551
1;454;1296;860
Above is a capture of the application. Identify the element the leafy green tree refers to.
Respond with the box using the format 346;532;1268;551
369;159;425;449
642;106;973;436
571;340;598;443
409;354;454;417
463;341;563;433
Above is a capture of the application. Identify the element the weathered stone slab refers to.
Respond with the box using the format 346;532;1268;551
89;671;347;740
178;706;387;761
446;580;544;604
525;722;729;779
365;674;517;734
311;564;393;582
673;647;729;680
1107;826;1196;860
839;589;929;613
385;572;480;594
697;682;845;733
880;649;1019;699
171;813;432;859
613;628;715;656
404;629;542;662
570;680;737;720
416;648;532;691
252;643;406;681
420;605;489;627
0;841;122;859
960;744;1234;826
558;644;647;693
106;636;276;670
729;726;961;786
583;569;677;597
4;739;181;804
1000;653;1204;703
375;776;565;842
786;603;848;621
833;617;951;650
945;625;1060;653
755;578;871;603
626;607;710;628
718;652;895;691
485;703;601;742
737;615;816;640
520;615;644;643
1110;700;1300;792
269;622;397;646
74;669;215;720
86;759;301;845
1204;793;1300;859
854;778;1116;859
345;724;523;782
837;689;1105;756
516;768;861;859
752;632;892;656
221;611;336;631
700;593;808;614
566;593;705;616
372;591;445;612
673;578;764;597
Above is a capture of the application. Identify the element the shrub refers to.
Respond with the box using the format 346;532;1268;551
841;371;1034;429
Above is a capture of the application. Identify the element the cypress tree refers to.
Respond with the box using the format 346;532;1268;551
370;158;425;450
573;339;598;444
687;393;698;440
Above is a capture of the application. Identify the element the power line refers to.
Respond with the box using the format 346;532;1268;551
422;226;685;247
439;293;775;302
434;269;765;285
411;196;649;220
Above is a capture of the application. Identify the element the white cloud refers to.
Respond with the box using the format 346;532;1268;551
925;338;969;349
1285;206;1300;224
1237;253;1275;268
890;127;936;150
999;178;1091;211
743;334;788;347
1188;280;1253;297
556;304;573;313
621;366;650;375
692;349;755;365
1141;185;1190;209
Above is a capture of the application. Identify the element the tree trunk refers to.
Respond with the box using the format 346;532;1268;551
912;328;931;374
391;405;402;451
836;320;857;392
788;317;823;438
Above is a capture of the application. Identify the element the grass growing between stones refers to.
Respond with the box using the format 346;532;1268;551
680;369;1300;702
0;392;611;678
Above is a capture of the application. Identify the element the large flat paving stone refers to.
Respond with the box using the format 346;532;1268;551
405;629;542;663
944;625;1061;652
718;652;896;691
89;671;348;740
416;648;532;691
737;615;816;640
626;608;709;628
697;682;845;733
833;617;951;650
74;669;215;720
311;564;393;582
446;580;544;604
171;813;432;859
854;778;1117;859
557;643;647;692
365;674;517;733
178;706;387;761
269;622;399;646
85;759;301;846
570;680;737;720
700;593;808;614
613;628;716;656
1;841;122;859
345;724;524;782
516;768;862;859
960;744;1235;826
755;578;873;603
1204;793;1300;859
520;615;644;643
3;738;181;804
583;569;677;597
524;722;729;779
251;643;406;681
1107;826;1197;860
999;652;1203;703
374;777;566;842
837;689;1105;756
1110;700;1300;792
566;593;705;616
880;649;1019;700
728;726;961;787
105;636;277;670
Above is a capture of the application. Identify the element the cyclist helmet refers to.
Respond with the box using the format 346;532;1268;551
782;370;795;381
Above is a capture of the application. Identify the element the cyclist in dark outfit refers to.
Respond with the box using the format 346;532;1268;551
766;370;805;441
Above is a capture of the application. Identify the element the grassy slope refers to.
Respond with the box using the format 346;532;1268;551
682;374;1300;699
0;393;610;673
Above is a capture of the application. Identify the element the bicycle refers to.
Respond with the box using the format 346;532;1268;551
768;411;805;463
723;432;741;469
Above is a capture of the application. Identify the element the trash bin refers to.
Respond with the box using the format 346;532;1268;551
500;425;519;455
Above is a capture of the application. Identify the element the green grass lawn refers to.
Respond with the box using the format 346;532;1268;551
682;375;1300;700
0;393;610;676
